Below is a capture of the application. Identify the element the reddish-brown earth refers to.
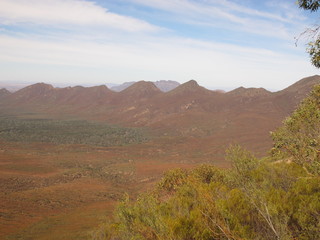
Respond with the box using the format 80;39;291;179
0;75;319;239
0;139;201;239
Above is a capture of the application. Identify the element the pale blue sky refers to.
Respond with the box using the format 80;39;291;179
0;0;319;90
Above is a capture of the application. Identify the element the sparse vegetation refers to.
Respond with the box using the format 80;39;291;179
0;118;148;147
94;85;320;240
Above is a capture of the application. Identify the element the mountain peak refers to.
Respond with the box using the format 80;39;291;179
124;81;159;90
184;79;199;87
176;80;199;90
30;82;54;89
168;80;211;96
0;88;11;98
0;88;10;94
87;85;112;92
119;81;162;98
228;86;271;97
18;82;54;95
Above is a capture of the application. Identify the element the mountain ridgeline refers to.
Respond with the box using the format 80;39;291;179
1;75;320;156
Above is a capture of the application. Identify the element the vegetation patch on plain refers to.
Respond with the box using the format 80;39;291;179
0;118;149;147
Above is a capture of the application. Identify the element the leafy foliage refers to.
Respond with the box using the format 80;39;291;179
95;159;319;240
0;118;148;146
297;0;320;67
298;0;320;12
157;169;188;193
307;39;320;68
271;85;320;175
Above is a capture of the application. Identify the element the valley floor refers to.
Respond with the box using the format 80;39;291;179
0;137;220;240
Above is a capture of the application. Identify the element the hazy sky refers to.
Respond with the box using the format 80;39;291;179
0;0;319;90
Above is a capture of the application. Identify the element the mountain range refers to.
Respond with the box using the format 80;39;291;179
1;75;319;158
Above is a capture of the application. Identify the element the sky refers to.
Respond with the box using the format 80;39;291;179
0;0;319;91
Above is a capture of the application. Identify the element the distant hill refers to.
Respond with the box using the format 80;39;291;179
110;81;161;106
119;81;161;97
1;75;319;157
227;87;271;97
0;88;11;99
110;80;180;92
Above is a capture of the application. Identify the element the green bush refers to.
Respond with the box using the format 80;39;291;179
272;85;320;175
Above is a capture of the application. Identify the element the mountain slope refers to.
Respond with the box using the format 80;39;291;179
273;75;320;114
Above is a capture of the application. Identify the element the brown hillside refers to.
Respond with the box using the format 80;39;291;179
167;80;210;94
150;80;219;115
103;81;163;125
278;75;320;94
9;83;54;103
106;80;223;129
0;84;115;117
118;81;162;99
50;85;114;108
227;87;271;98
273;75;320;114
